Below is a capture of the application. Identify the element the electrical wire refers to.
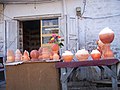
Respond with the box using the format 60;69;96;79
82;14;120;20
81;0;86;17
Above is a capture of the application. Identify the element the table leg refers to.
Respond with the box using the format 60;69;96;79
111;64;118;90
60;68;74;90
61;68;67;90
98;66;104;80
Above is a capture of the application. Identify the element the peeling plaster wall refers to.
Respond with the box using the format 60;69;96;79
0;4;3;21
0;4;4;56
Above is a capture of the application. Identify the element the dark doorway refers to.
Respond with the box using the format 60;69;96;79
22;20;40;52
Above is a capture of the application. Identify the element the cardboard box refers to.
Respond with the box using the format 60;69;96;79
6;62;60;90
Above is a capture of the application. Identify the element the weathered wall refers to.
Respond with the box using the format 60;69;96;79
2;0;120;59
78;0;120;59
4;1;62;19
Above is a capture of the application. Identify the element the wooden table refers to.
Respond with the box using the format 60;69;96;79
55;59;119;90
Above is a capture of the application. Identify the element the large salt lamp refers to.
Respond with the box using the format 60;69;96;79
75;49;89;61
30;50;39;61
6;50;15;63
99;27;115;59
62;51;73;62
91;49;101;60
99;27;114;44
15;49;22;61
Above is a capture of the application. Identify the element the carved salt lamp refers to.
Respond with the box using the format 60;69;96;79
22;50;30;61
75;49;89;61
91;49;101;60
6;50;15;63
15;49;22;61
62;51;73;62
99;27;115;59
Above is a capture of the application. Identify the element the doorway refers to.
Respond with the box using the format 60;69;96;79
22;20;40;52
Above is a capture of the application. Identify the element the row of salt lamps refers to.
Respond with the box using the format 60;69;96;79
6;49;30;63
6;49;59;63
62;49;101;62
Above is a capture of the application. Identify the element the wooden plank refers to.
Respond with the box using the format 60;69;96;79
92;80;120;84
55;59;119;68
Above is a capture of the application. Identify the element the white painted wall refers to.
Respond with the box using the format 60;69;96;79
1;0;120;59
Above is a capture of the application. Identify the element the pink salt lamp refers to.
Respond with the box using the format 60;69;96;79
6;50;15;63
22;50;30;61
15;49;22;61
30;50;39;61
91;49;101;60
75;49;89;61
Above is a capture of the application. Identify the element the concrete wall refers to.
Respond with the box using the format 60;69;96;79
2;0;120;59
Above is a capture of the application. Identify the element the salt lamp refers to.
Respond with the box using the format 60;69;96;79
91;49;101;60
42;47;50;60
62;51;73;62
75;49;89;61
51;44;59;53
99;27;114;44
15;49;22;61
99;27;115;59
22;50;30;61
30;50;39;60
97;40;105;50
6;50;15;63
53;53;59;60
42;52;50;60
49;51;54;60
102;44;114;59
